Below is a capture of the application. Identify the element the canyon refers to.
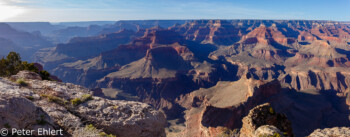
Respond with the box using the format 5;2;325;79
1;20;350;136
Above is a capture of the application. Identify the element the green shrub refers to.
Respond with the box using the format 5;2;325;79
269;107;275;114
218;127;238;137
283;132;288;136
71;94;93;106
0;52;24;76
25;96;34;101
86;124;116;137
273;133;281;137
0;58;7;76
71;98;82;106
81;94;93;101
22;61;39;73
16;78;28;86
5;52;22;76
258;133;282;137
36;115;47;125
86;124;97;131
40;94;67;105
3;123;11;128
99;132;116;137
0;52;52;81
39;70;51;80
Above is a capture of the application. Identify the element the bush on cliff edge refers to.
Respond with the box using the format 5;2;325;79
0;52;51;80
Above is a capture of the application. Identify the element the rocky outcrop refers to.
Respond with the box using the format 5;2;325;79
0;71;166;137
10;70;43;80
175;78;283;137
239;103;293;137
308;127;350;137
176;76;350;137
254;125;285;137
0;93;58;136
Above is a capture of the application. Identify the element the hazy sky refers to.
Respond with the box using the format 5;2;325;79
1;0;349;22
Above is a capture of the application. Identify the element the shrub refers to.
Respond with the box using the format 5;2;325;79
71;98;82;106
81;94;93;101
273;133;281;137
258;133;282;137
269;107;275;114
40;94;68;106
25;96;34;101
86;124;97;131
36;115;47;125
0;52;53;81
86;124;116;137
3;123;11;128
16;78;28;86
22;61;39;73
219;127;238;137
71;94;93;106
99;132;116;137
39;70;51;80
5;52;22;76
0;58;7;76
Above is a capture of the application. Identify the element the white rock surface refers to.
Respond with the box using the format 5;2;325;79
255;125;284;137
308;127;350;137
0;71;167;137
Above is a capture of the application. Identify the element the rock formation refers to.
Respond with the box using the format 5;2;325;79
175;77;283;137
239;103;293;137
308;127;350;137
31;20;350;137
0;71;166;137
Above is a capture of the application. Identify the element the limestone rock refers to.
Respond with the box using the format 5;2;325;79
308;127;350;137
240;103;293;137
0;93;58;136
10;70;42;80
76;98;167;137
255;125;285;137
0;71;167;137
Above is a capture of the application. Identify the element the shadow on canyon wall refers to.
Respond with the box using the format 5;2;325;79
200;86;350;137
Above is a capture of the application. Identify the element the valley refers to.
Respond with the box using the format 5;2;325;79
1;19;350;136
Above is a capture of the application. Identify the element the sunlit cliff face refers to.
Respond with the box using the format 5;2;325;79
0;1;25;21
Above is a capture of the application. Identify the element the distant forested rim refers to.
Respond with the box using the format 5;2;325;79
0;52;51;80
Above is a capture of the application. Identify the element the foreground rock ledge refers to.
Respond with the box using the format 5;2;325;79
308;127;350;137
239;103;293;137
0;71;167;137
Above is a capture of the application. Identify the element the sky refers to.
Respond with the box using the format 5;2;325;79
0;0;349;22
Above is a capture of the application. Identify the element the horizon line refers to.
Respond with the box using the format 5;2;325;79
1;19;350;23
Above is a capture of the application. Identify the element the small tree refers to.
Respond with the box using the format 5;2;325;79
0;57;7;77
5;52;22;75
22;61;39;73
0;52;53;80
40;70;51;80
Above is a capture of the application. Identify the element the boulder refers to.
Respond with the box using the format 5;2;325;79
240;103;293;137
255;125;285;137
0;76;167;137
308;127;350;137
0;93;58;136
11;70;42;80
